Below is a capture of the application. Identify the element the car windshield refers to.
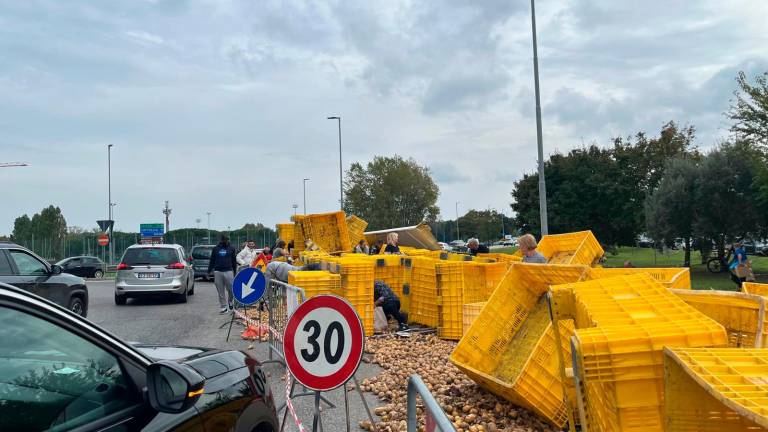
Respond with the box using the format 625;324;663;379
192;247;213;259
121;248;178;265
54;258;69;266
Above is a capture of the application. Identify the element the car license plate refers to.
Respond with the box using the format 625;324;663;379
137;272;161;279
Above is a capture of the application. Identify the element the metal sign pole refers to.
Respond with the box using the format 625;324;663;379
312;391;323;432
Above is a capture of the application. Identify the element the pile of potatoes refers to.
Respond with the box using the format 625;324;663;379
359;334;556;432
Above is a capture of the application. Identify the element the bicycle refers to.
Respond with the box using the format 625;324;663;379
706;248;733;273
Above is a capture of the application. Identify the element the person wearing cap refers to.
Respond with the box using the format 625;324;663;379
518;234;547;263
467;238;489;256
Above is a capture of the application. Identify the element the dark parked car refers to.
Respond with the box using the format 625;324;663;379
189;244;215;280
0;241;88;316
56;255;105;278
0;282;279;432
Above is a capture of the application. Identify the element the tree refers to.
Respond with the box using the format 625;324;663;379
511;122;695;248
344;155;440;230
11;214;32;241
728;71;768;148
693;142;762;259
645;157;699;266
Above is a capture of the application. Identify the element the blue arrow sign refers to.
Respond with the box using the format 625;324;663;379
232;267;266;305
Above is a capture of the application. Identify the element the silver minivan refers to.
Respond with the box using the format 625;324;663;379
114;244;194;305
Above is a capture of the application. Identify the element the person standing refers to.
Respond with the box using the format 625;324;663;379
467;238;489;256
518;234;547;263
208;234;238;314
384;233;401;255
236;240;260;272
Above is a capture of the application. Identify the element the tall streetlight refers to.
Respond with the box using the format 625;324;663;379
206;212;212;244
455;201;461;241
326;116;343;209
302;178;310;214
107;144;114;265
530;0;548;235
292;204;299;215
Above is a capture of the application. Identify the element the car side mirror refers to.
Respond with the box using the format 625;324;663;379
50;264;63;275
146;360;205;414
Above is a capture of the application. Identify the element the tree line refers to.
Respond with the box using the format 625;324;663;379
512;70;768;264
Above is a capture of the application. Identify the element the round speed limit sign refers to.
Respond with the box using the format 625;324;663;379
283;295;365;391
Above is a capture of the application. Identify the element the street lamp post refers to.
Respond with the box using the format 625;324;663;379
292;204;299;215
530;0;549;235
326;116;343;210
107;144;114;265
302;178;310;214
455;201;461;241
206;212;211;244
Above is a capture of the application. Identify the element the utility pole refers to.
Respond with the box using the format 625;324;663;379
455;201;461;241
107;145;114;265
292;204;299;215
303;178;310;214
206;212;212;244
163;201;172;234
326;116;343;209
530;0;548;235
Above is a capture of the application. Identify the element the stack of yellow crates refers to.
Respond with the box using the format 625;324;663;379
299;211;352;253
287;271;341;299
557;274;728;431
436;261;465;340
371;255;411;313
276;222;295;245
409;257;438;327
334;258;375;335
290;214;306;254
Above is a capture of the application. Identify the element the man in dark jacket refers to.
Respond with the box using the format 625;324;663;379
208;234;238;314
373;280;408;331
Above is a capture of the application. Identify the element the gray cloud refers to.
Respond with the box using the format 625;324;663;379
430;162;470;185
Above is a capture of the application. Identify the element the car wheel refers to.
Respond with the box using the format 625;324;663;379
176;289;188;304
68;297;86;316
94;270;104;279
114;293;127;305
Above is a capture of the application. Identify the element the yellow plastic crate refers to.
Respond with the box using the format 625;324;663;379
287;271;341;299
671;289;766;348
475;252;523;265
743;282;768;296
290;214;307;253
587;266;691;289
515;231;604;265
452;296;577;427
372;255;411;313
436;261;464;340
409;257;438;327
299;211;352;253
664;347;768;431
346;215;368;248
276;222;295;245
462;302;486;335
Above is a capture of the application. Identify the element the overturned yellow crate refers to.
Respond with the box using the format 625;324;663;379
671;289;766;348
276;222;295;245
664;347;768;431
450;263;588;427
515;231;604;266
299;211;352;253
290;214;307;253
743;282;768;296
587;266;691;289
346;214;368;248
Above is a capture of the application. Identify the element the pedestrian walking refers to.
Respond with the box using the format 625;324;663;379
208;234;238;314
729;241;750;287
518;234;547;263
236;240;260;272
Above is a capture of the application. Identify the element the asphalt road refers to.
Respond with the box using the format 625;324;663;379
86;279;383;431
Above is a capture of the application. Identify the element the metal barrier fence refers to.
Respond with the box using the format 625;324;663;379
407;374;455;432
266;279;306;365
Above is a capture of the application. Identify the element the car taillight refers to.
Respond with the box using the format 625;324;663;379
117;263;132;270
166;262;185;269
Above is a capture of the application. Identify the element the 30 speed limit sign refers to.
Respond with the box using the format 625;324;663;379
283;295;365;391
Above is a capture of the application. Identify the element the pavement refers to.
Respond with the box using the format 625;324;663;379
86;279;383;432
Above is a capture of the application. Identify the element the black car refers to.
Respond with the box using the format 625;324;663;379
189;244;215;280
0;241;89;316
56;255;106;278
0;282;279;432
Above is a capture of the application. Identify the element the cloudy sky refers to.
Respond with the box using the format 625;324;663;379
2;0;767;235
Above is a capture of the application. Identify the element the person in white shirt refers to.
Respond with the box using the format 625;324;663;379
236;240;260;271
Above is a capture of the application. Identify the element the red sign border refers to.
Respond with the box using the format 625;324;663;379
97;234;109;246
283;295;365;391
